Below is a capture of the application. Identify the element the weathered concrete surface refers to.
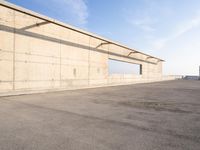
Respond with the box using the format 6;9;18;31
0;1;166;96
0;80;200;150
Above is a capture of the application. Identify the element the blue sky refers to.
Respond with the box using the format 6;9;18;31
7;0;200;75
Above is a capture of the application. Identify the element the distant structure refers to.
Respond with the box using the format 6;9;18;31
199;66;200;80
183;66;200;80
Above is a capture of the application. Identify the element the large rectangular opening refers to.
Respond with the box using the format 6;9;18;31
108;59;142;75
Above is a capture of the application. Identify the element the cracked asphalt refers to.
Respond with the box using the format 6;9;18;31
0;80;200;150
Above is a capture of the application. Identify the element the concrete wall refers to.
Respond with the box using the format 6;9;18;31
0;2;165;96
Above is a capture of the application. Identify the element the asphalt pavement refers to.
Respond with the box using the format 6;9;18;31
0;80;200;150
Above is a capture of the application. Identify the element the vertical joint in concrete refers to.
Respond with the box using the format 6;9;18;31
12;10;16;90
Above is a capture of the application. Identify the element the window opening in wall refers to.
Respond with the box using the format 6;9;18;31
108;59;141;75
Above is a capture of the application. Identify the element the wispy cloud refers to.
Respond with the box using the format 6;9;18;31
63;0;88;25
123;0;159;32
118;0;200;75
152;13;200;49
128;16;156;32
41;0;89;26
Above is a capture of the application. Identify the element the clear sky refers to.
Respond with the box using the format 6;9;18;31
7;0;200;75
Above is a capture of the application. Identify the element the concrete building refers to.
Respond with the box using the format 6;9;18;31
0;1;173;96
